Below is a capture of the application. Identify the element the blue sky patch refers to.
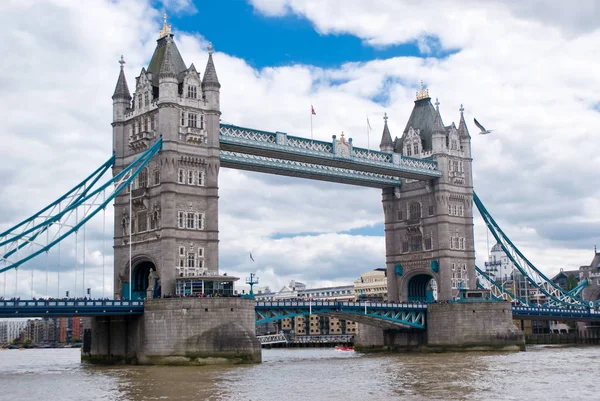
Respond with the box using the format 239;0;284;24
168;1;453;69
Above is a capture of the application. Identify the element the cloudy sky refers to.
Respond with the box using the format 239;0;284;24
2;0;600;299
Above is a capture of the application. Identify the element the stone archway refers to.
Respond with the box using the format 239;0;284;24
407;274;437;303
126;259;159;300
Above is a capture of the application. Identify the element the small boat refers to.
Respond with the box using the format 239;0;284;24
334;345;354;351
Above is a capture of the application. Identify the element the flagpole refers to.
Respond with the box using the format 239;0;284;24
367;115;370;151
311;108;313;141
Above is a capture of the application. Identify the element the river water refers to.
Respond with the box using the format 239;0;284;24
0;346;598;401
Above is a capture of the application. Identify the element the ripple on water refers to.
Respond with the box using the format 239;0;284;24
2;346;600;401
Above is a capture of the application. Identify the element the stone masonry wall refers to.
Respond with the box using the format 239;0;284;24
140;298;261;364
426;302;524;351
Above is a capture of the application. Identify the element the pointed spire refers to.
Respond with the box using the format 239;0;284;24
159;38;176;79
159;13;172;39
379;112;394;151
202;42;220;90
432;107;445;134
112;55;131;100
457;104;471;138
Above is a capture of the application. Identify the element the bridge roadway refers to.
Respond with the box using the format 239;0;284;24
1;300;599;326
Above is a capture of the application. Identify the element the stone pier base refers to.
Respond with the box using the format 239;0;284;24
425;302;525;352
354;302;524;353
82;298;262;365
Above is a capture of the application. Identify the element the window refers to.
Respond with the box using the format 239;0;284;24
187;252;196;268
137;211;147;232
424;237;432;250
410;235;422;252
144;93;149;107
196;213;205;230
178;168;185;184
428;205;434;216
143;117;148;132
149;213;157;230
188;113;198;128
200;115;204;129
186;212;196;229
397;209;403;221
187;85;197;99
131;216;136;234
198;247;204;258
150;115;155;131
405;145;412;157
138;168;148;188
451;140;458;150
187;170;195;185
181;112;186;126
138;94;142;110
459;238;465;250
177;211;185;228
153;169;160;186
179;246;185;256
409;202;421;221
413;143;419;155
197;171;205;186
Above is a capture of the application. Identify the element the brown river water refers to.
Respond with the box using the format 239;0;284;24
0;346;598;401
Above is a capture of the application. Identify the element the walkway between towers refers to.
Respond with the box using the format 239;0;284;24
219;124;442;187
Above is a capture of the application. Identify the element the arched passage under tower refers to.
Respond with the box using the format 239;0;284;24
128;260;160;300
407;274;437;303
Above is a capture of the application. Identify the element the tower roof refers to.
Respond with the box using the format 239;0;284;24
379;112;393;149
394;96;441;153
159;37;177;79
112;55;131;100
202;42;220;89
457;104;470;138
147;35;187;85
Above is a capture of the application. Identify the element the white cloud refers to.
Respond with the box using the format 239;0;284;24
1;0;600;299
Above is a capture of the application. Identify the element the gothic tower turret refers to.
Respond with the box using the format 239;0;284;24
383;83;475;302
379;113;394;153
111;16;223;299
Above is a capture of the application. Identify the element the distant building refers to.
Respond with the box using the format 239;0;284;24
354;268;388;301
0;320;28;343
484;243;514;282
551;269;580;291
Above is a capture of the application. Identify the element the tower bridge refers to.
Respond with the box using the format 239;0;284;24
1;19;598;363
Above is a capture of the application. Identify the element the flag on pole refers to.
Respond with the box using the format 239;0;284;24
367;116;372;131
311;105;316;115
249;252;255;262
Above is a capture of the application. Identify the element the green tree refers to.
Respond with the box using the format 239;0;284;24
566;274;578;291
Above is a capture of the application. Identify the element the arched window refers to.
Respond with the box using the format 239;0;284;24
138;167;148;188
413;142;419;155
405;145;412;157
409;202;421;221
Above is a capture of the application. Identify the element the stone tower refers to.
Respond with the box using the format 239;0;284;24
381;85;475;302
111;18;221;299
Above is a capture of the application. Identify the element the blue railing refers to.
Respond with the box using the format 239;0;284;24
0;299;145;317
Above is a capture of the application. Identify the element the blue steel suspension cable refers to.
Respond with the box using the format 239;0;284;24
0;138;162;273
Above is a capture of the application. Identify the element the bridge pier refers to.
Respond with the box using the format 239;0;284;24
83;298;261;365
355;302;524;352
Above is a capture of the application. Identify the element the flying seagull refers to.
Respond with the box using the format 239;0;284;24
249;251;255;262
474;118;493;135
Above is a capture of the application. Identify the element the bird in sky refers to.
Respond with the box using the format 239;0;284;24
249;251;255;262
473;118;494;135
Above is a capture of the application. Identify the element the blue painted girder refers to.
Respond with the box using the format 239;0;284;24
220;150;402;188
0;299;144;318
255;301;427;329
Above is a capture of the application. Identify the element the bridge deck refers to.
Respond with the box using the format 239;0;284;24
0;300;144;318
